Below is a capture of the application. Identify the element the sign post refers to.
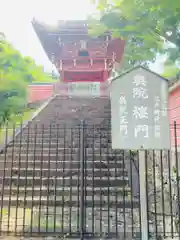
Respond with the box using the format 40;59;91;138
110;66;170;240
139;149;148;240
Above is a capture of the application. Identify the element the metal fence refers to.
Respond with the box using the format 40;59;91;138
0;121;179;239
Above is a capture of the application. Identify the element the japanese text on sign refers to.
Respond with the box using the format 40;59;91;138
132;75;149;138
154;96;161;138
111;66;170;150
119;95;128;137
132;75;148;99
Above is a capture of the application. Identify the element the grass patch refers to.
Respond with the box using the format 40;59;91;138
0;207;33;232
0;207;63;234
0;108;36;144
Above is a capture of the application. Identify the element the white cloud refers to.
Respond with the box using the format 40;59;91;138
0;0;95;71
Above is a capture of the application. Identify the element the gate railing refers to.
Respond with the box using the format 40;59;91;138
0;121;179;239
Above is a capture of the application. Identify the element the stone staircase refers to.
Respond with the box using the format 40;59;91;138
0;96;140;239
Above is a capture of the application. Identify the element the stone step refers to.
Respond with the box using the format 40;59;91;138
12;126;110;133
0;160;125;169
17;129;80;134
30;115;109;120
1;167;127;178
0;196;139;208
4;147;78;154
7;141;112;149
1;194;135;203
13;139;112;146
15;135;112;141
0;154;120;162
33;115;108;120
7;141;79;147
14;125;110;131
5;142;113;149
0;151;122;158
7;140;112;147
15;132;111;138
1;185;131;196
12;130;111;138
26;120;107;127
1;176;128;187
3;147;121;155
19;129;111;134
21;125;110;129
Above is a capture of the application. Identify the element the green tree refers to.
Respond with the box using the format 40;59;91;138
163;65;180;78
89;0;180;69
0;35;56;125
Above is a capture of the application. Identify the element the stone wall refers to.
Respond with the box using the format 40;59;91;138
125;150;180;239
146;150;178;238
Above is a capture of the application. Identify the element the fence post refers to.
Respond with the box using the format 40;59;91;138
174;121;180;237
139;149;149;240
80;120;85;240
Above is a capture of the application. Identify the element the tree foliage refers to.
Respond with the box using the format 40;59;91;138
89;0;180;69
163;65;180;79
0;36;55;125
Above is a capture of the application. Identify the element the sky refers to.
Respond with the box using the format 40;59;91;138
0;0;164;73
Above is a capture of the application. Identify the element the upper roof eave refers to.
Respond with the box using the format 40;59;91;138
32;18;89;34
